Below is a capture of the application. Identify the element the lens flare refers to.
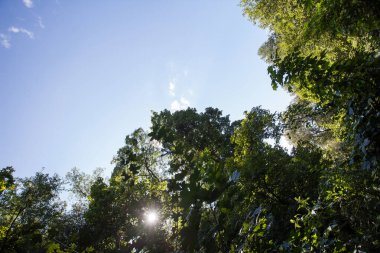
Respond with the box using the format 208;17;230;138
145;210;158;224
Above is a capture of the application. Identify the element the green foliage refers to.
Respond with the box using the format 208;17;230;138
241;0;380;63
0;172;63;252
270;50;380;171
66;167;104;203
1;1;378;252
81;128;173;252
0;167;14;194
241;0;380;251
46;243;93;253
150;107;235;252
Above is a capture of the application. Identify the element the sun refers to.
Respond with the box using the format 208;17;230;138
145;210;158;224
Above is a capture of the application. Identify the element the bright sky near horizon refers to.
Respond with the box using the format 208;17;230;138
0;0;292;178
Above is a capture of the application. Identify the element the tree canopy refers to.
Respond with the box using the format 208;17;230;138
1;0;379;252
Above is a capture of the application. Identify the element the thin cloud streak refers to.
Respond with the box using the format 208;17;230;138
169;80;176;96
38;17;45;29
8;26;34;39
0;34;11;48
22;0;33;8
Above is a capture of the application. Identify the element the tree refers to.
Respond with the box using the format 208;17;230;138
148;107;330;252
269;50;380;171
65;167;105;211
241;0;380;251
81;128;172;252
1;1;378;251
206;107;326;252
0;167;14;195
150;107;236;252
0;172;63;252
241;0;380;63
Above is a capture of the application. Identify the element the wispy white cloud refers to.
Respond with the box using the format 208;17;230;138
8;26;34;39
169;79;176;96
0;33;11;49
22;0;33;8
170;97;190;112
167;68;194;111
38;16;45;29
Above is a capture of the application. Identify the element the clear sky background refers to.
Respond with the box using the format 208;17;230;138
0;0;292;178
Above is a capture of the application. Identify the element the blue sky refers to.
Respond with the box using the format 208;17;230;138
0;0;292;178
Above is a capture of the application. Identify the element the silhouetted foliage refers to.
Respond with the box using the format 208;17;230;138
1;0;379;252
